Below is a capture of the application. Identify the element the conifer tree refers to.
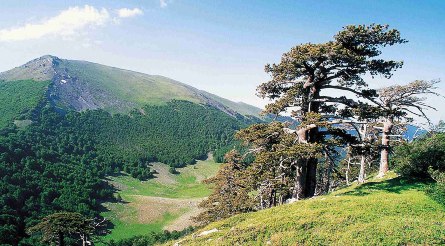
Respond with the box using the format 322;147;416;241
255;24;406;198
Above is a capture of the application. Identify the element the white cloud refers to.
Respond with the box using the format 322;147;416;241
0;5;143;42
117;8;143;18
160;0;168;8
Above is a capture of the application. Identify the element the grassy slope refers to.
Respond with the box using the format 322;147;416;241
62;60;201;109
0;80;49;128
167;173;445;245
101;158;220;241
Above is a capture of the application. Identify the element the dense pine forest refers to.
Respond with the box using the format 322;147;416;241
0;100;248;245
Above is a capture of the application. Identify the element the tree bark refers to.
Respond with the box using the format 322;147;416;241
358;155;366;183
358;124;367;183
305;158;317;197
304;126;319;197
292;163;307;200
293;85;320;199
378;119;393;177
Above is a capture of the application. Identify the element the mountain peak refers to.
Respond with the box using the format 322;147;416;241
23;55;60;67
0;55;60;82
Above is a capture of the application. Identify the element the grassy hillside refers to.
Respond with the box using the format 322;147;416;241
0;80;49;128
101;157;220;242
166;173;445;245
60;60;263;116
59;60;201;110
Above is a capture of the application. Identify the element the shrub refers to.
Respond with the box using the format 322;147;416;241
393;133;445;178
425;169;445;206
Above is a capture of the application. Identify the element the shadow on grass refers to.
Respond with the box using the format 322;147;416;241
339;177;431;196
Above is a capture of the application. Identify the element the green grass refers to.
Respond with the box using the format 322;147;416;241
0;80;49;128
101;205;178;242
165;172;445;245
101;158;220;242
108;175;211;199
108;158;220;199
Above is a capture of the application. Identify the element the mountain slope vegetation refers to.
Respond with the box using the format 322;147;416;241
167;174;445;245
0;79;49;128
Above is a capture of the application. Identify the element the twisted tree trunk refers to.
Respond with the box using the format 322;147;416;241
292;123;318;200
378;119;393;177
292;161;307;200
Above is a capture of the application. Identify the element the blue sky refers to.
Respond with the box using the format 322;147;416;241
0;0;444;122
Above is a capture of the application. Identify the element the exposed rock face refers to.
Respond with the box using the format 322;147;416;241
0;55;56;81
48;58;137;112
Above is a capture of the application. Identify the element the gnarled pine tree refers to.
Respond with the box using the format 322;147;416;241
256;24;406;199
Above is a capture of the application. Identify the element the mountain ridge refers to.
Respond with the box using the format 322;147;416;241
0;55;262;118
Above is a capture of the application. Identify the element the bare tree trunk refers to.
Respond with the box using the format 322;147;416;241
305;126;319;197
270;188;276;207
358;124;368;183
358;155;366;183
379;119;393;177
292;163;307;200
345;157;351;185
305;158;317;197
292;124;314;200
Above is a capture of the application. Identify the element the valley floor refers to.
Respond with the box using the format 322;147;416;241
164;173;445;245
100;156;220;242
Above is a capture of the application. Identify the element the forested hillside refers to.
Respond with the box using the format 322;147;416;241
0;100;247;245
0;79;49;128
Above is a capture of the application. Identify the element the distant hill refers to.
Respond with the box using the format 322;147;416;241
0;55;262;118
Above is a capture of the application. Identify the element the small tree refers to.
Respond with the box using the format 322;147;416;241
27;212;103;246
196;150;254;224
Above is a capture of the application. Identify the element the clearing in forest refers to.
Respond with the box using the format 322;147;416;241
101;155;220;241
